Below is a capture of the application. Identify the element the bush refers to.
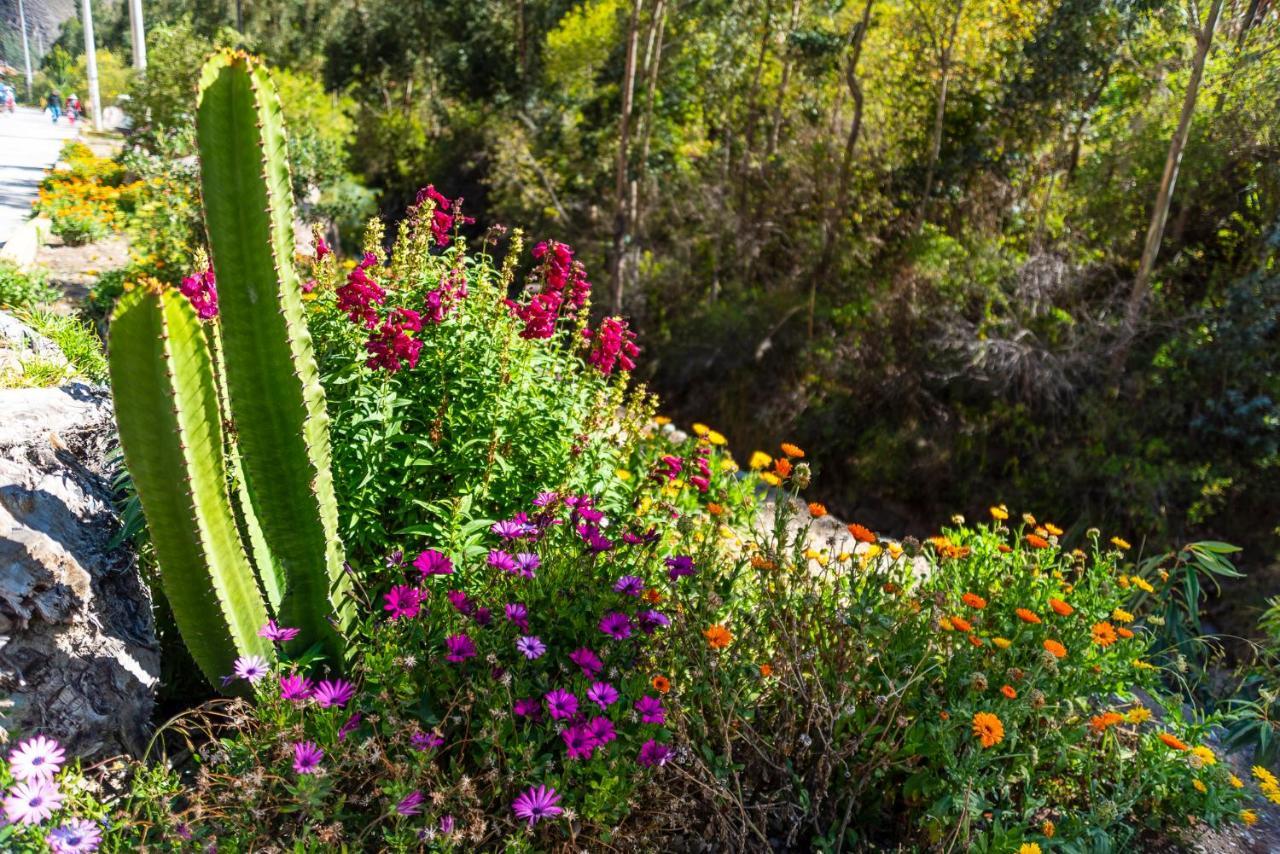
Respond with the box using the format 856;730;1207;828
35;142;138;247
0;261;56;310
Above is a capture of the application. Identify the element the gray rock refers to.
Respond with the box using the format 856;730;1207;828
0;308;68;369
0;380;159;758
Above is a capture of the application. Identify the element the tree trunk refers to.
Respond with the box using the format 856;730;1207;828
915;0;965;230
767;0;804;158
1124;0;1223;333
610;0;644;314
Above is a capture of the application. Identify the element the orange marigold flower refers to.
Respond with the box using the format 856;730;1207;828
644;588;662;604
780;442;805;459
1158;732;1188;751
993;637;1012;649
1025;533;1050;549
972;712;1005;748
951;616;973;633
962;592;987;609
706;502;725;517
1042;820;1055;838
1090;712;1124;733
1091;622;1118;647
848;523;877;543
750;555;777;571
1116;627;1135;639
997;544;1013;553
808;502;828;518
1048;597;1073;617
1000;685;1017;699
1045;523;1064;536
989;504;1010;521
882;582;900;594
938;617;956;632
759;663;773;677
1111;536;1132;550
1043;639;1067;658
968;633;984;647
704;624;733;649
1016;608;1043;624
651;675;671;694
774;458;793;478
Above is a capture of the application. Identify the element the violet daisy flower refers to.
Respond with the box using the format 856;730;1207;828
637;739;674;767
532;491;559;508
569;647;603;677
587;716;617;745
516;635;547;660
513;553;540;579
577;505;605;524
396;790;425;817
446;589;474;615
414;548;454;576
613;575;644;596
504;602;530;632
383;585;424;620
545;688;579;720
665;555;695;580
338;712;362;741
487;549;518;574
473;606;493;627
512;784;563;826
313;679;356;709
410;730;445;751
444;633;477;662
439;814;455;834
279;673;314;702
514;697;542;719
586;681;619;710
562;725;595;760
45;817;102;853
636;609;671;634
599;611;633;640
233;655;270;683
384;549;404;568
577;524;613;553
3;780;62;825
623;527;660;546
292;741;324;775
635;695;666;724
491;519;526;539
259;619;300;643
8;735;65;782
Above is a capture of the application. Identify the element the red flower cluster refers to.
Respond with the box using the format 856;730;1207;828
415;185;474;247
583;316;639;375
423;269;468;324
365;308;423;373
690;445;711;492
336;252;386;328
508;292;562;340
179;266;218;319
533;241;591;311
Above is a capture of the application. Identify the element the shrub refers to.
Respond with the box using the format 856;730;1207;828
19;310;108;384
35;142;138;247
0;260;56;310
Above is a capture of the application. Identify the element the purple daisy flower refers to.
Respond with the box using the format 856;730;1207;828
491;519;526;539
623;527;660;546
279;673;314;702
396;790;425;816
505;602;530;632
587;716;617;745
562;725;596;759
636;609;671;634
569;647;603;677
533;491;559;507
577;505;605;524
635;695;666;724
445;633;477;662
414;548;454;576
512;784;562;826
473;606;493;627
383;584;424;620
516;635;547;660
665;555;695;580
8;735;65;782
637;738;673;767
384;550;404;568
338;712;362;741
599;611;633;640
411;730;445;751
45;817;102;852
292;741;324;774
513;553;540;579
487;549;518;574
439;814;456;834
586;681;619;710
233;655;270;683
545;688;579;720
3;780;62;825
613;575;644;596
578;524;613;553
514;697;542;719
259;619;300;643
313;679;356;709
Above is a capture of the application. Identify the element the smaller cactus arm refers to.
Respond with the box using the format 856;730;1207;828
108;288;273;686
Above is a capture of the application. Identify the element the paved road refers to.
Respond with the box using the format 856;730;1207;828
0;106;77;250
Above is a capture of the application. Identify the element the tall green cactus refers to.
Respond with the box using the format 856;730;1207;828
196;51;352;662
109;287;273;685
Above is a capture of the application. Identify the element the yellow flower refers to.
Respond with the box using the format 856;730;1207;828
692;423;710;436
1229;774;1244;789
1112;608;1133;623
1241;809;1258;826
1190;746;1216;766
1126;707;1152;724
939;617;956;631
615;468;633;481
760;472;781;487
1022;513;1037;526
1111;536;1132;550
707;430;727;446
1252;765;1279;789
1193;779;1207;793
1019;844;1041;854
989;505;1009;521
1042;820;1055;838
653;416;672;425
1134;577;1155;594
1045;523;1063;536
1117;574;1131;589
1133;659;1156;670
720;456;739;472
887;543;904;559
993;637;1012;650
749;451;773;470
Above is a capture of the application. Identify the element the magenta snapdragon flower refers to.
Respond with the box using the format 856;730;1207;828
45;817;102;852
415;185;473;247
3;779;63;825
8;735;65;782
635;695;666;724
512;784;563;826
179;267;218;319
637;739;674;767
365;308;424;373
414;549;454;576
259;620;300;643
613;575;644;596
545;689;579;720
336;252;385;328
514;697;542;719
445;633;477;662
586;681;619;710
313;679;356;709
292;741;324;774
513;553;540;578
487;549;517;574
396;789;425;817
383;584;424;620
562;725;595;760
582;316;640;375
569;647;603;677
279;673;314;702
599;611;633;640
233;655;270;683
516;635;547;660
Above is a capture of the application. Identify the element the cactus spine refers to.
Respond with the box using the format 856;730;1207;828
196;51;351;662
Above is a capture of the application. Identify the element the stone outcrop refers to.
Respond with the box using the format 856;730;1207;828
0;310;158;758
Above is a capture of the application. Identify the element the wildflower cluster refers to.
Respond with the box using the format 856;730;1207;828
0;735;107;852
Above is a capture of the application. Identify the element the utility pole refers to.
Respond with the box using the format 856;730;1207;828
128;0;147;70
82;0;103;130
17;0;33;100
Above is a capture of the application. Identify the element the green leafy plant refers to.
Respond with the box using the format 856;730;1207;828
0;260;57;310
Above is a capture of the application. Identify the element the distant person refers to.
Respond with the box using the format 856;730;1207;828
2;83;15;113
66;93;80;124
46;91;62;124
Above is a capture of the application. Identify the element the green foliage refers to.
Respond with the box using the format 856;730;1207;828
18;309;108;383
0;261;57;310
